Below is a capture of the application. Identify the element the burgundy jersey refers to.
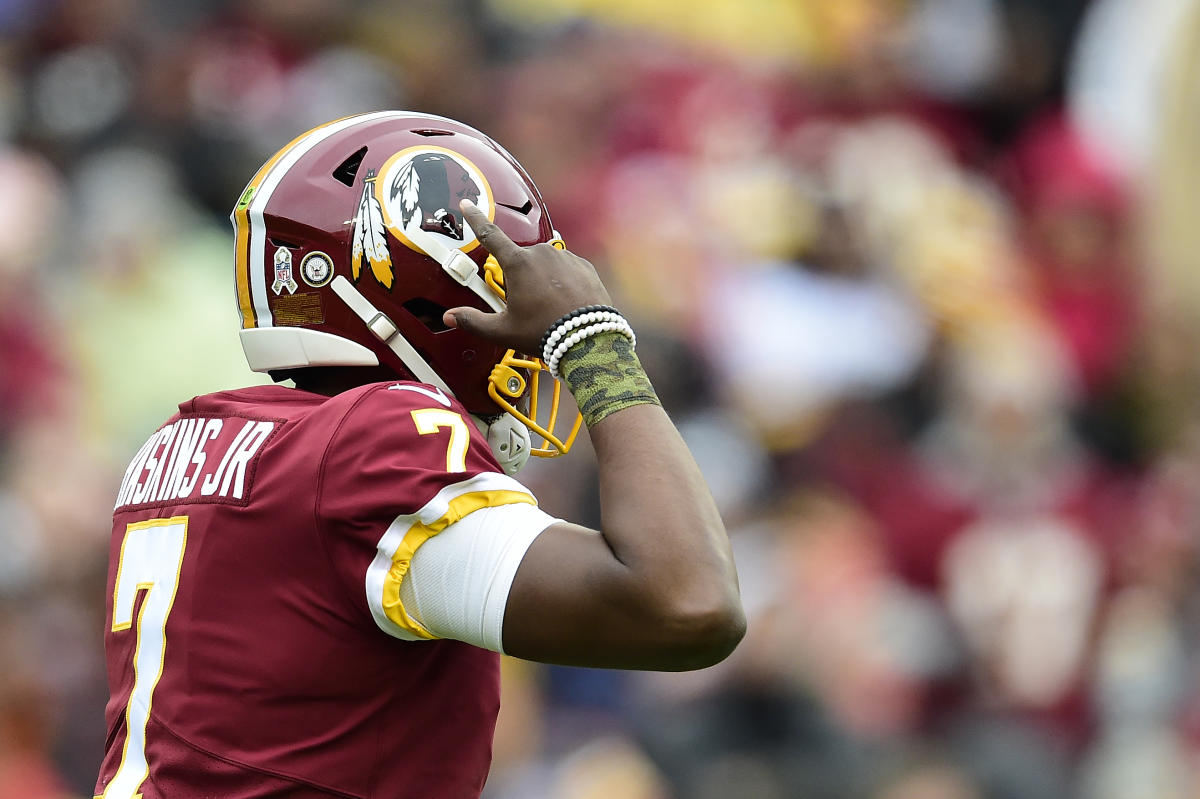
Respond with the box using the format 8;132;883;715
95;382;539;799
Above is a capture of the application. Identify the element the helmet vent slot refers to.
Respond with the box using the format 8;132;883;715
412;129;453;137
497;200;533;215
332;146;368;186
269;237;301;248
402;297;451;333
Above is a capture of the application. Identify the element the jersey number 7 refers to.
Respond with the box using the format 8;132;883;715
411;408;469;473
98;516;188;799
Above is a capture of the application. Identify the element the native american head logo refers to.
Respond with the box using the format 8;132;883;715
388;153;481;240
351;146;494;291
379;147;493;246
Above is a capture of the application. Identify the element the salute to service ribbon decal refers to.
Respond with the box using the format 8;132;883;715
271;247;298;296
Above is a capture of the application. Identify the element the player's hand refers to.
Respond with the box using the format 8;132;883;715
443;199;612;356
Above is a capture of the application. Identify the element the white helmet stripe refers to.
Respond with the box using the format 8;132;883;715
245;110;421;328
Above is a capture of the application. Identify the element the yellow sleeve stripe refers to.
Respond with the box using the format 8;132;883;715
378;489;535;639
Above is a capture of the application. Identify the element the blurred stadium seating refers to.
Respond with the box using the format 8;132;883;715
1;0;1198;797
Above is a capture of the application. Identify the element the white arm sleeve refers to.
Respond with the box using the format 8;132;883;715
397;502;559;653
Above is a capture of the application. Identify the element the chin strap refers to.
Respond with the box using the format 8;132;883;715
329;275;531;475
405;220;506;312
330;275;454;395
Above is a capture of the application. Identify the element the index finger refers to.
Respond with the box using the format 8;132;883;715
461;199;524;265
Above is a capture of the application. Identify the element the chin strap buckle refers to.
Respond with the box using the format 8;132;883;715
330;275;455;395
366;312;398;342
404;219;507;312
442;250;477;286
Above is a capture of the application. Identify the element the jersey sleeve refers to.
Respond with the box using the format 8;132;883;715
316;383;540;642
399;502;560;653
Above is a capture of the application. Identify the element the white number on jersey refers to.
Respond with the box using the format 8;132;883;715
100;516;189;799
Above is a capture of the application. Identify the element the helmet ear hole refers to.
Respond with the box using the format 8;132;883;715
332;146;368;187
401;297;451;333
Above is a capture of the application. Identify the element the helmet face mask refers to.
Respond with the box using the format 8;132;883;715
489;350;583;457
232;111;580;468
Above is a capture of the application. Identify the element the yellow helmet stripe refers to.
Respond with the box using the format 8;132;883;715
233;191;260;328
234;111;443;329
231;125;320;329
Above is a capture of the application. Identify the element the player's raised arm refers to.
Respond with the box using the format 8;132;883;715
446;200;745;671
99;111;743;799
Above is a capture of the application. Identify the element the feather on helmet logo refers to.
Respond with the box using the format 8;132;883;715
351;146;495;291
350;169;394;289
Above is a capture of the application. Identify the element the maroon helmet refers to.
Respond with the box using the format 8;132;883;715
232;111;581;472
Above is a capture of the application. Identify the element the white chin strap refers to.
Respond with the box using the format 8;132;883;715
328;274;531;475
406;220;507;313
330;276;454;393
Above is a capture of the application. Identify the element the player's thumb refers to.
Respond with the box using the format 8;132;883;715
443;307;506;341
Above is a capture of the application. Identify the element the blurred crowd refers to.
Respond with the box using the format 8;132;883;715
0;0;1198;797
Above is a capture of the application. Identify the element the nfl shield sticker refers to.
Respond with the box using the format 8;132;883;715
271;247;298;295
300;251;334;288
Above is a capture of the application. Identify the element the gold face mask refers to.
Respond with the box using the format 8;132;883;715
482;247;583;457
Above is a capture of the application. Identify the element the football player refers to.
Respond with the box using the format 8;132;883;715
95;112;744;799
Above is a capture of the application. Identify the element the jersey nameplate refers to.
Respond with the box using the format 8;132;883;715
114;416;277;510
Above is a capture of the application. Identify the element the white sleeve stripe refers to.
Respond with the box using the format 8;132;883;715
398;503;559;653
364;471;536;641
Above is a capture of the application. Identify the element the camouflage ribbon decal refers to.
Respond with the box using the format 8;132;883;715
559;332;661;427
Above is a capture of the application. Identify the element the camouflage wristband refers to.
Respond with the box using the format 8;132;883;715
559;331;661;427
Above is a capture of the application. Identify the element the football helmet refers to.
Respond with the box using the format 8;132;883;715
231;111;581;473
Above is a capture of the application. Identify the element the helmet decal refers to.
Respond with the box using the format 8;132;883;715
271;247;298;296
376;145;495;256
350;169;395;290
300;251;334;288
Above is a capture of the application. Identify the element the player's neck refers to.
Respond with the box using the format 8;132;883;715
286;365;407;397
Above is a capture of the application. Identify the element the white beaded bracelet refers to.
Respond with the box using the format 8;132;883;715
546;319;637;380
542;310;627;364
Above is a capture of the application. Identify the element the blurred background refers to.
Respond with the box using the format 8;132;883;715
1;0;1199;796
